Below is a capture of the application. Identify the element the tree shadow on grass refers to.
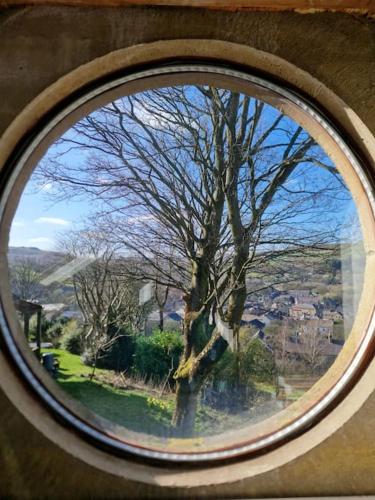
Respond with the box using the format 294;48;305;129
54;369;71;380
56;378;175;438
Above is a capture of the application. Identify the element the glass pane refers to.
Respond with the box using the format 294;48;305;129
7;80;365;453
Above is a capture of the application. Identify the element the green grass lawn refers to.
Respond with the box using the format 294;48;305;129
43;348;254;438
43;348;175;437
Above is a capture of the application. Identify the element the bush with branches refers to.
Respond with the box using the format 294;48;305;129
60;320;84;355
82;327;136;372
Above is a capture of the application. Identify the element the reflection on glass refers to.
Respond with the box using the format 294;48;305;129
7;84;365;448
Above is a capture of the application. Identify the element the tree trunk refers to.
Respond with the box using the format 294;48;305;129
172;378;200;437
172;313;228;436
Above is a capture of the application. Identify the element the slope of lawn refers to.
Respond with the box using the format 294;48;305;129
43;348;253;438
43;348;175;437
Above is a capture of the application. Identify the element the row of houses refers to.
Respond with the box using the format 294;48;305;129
37;285;344;367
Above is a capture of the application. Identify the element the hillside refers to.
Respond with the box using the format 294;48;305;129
8;246;66;270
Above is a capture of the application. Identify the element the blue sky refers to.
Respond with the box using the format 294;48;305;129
8;86;360;252
9;134;100;250
9;178;91;250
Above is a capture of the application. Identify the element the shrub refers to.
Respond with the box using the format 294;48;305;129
29;312;53;342
241;339;276;384
101;334;135;372
81;332;136;372
60;320;83;355
204;340;276;412
210;350;238;386
44;321;64;346
80;347;95;367
133;330;183;383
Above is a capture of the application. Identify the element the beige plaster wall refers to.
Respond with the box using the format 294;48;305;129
0;6;374;498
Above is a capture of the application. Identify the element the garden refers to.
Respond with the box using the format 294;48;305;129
39;318;279;438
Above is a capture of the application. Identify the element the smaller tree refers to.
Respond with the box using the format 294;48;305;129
84;330;126;380
270;321;292;375
59;229;148;378
11;258;42;301
60;320;83;354
298;326;328;374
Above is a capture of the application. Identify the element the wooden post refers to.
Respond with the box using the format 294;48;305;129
36;309;42;361
24;313;30;342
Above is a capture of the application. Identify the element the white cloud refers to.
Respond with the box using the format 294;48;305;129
12;220;25;227
35;217;70;226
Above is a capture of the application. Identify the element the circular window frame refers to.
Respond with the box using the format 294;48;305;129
0;40;375;483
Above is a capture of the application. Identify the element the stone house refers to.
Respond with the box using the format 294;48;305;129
289;303;317;320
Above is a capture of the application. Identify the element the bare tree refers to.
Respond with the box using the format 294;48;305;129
10;259;42;301
40;84;349;434
269;320;291;375
59;230;147;377
298;324;330;374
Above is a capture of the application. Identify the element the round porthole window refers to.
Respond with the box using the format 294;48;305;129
0;62;374;463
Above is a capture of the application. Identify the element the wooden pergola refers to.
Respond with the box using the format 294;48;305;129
13;297;43;360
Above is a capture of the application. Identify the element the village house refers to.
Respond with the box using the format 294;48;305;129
298;318;334;341
270;301;291;316
265;310;283;321
284;337;342;358
278;318;337;368
323;309;343;322
294;294;322;305
282;317;334;342
241;313;270;328
289;303;317;320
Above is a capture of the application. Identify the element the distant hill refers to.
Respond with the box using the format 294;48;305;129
7;246;67;270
